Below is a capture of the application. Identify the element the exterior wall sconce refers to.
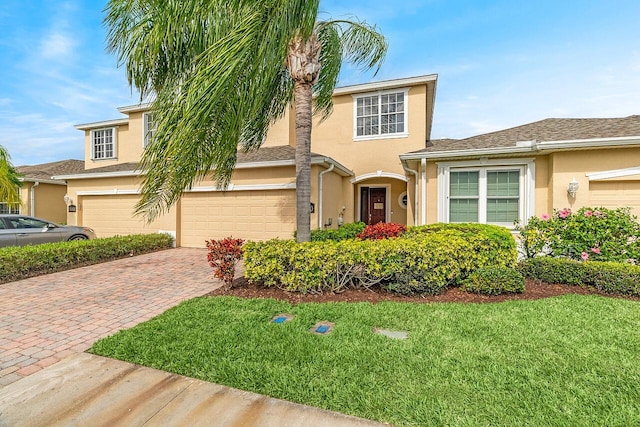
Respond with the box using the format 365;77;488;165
567;177;579;198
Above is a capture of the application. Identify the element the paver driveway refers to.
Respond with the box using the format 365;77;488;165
0;248;217;387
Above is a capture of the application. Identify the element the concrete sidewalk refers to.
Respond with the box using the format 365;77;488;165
0;353;387;427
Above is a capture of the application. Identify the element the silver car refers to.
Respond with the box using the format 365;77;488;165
0;215;96;248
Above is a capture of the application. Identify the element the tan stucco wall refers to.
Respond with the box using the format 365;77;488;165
262;107;295;147
549;147;640;215
309;85;427;178
34;184;67;224
318;169;344;230
425;161;439;224
534;155;551;216
18;183;67;223
262;83;429;179
18;185;29;214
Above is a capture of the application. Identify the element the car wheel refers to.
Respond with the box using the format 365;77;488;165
68;234;88;241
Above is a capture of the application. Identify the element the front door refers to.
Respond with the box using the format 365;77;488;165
360;187;387;225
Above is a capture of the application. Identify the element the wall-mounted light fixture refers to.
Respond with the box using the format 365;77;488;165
567;177;579;198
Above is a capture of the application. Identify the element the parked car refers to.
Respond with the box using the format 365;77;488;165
0;215;96;248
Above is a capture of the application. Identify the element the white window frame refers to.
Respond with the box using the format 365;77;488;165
0;202;20;214
437;158;535;228
90;127;117;160
352;88;409;141
142;112;156;148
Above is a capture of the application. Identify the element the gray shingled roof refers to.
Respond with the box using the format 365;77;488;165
18;159;85;181
54;146;326;176
413;115;640;154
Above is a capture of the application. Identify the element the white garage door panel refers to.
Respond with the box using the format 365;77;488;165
589;181;640;217
181;190;296;247
81;195;162;238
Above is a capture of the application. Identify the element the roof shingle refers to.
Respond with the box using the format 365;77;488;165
18;159;85;181
414;115;640;154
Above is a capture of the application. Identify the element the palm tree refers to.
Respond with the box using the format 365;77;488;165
104;0;387;242
0;146;22;208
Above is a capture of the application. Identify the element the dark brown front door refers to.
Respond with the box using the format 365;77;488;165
360;187;386;225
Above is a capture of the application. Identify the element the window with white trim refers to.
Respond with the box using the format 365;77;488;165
0;203;19;214
143;112;156;147
91;128;115;160
354;89;407;139
441;163;532;227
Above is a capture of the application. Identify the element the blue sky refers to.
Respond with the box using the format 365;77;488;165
1;1;639;166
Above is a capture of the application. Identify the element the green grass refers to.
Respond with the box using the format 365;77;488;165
90;296;640;426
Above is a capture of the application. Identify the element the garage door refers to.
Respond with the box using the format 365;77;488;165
81;194;174;238
180;190;296;247
589;181;640;217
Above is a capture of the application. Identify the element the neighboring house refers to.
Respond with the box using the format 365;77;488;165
52;71;640;248
400;115;640;226
11;160;85;224
54;75;438;247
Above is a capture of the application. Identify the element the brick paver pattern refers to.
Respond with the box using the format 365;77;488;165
0;248;219;387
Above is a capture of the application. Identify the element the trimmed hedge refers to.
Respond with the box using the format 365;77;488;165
519;257;640;296
308;222;366;242
244;224;517;295
0;233;174;284
461;267;525;295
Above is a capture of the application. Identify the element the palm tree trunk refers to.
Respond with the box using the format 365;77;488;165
294;80;313;242
288;33;321;243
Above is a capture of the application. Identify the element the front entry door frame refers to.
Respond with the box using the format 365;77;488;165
357;184;391;224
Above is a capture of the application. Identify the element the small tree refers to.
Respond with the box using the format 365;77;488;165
206;237;244;290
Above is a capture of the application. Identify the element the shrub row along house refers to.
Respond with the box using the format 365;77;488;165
18;73;639;247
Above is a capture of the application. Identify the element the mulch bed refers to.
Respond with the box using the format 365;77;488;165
207;277;639;304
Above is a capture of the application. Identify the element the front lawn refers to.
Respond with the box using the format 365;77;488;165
90;295;640;426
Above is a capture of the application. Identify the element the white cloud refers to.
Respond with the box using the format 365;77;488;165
40;31;75;59
0;111;83;166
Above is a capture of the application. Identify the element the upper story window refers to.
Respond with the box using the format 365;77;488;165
354;89;408;140
143;112;156;147
91;128;116;160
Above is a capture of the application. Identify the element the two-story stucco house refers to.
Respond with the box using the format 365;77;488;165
55;75;437;247
53;72;640;248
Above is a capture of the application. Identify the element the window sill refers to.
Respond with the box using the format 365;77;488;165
353;132;409;142
91;157;118;161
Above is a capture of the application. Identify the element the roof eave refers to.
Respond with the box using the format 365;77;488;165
52;156;354;180
400;146;538;161
74;118;129;131
332;74;438;96
117;103;152;114
19;177;67;185
400;135;640;160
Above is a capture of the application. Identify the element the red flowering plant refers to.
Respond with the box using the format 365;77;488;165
206;237;244;289
356;222;407;240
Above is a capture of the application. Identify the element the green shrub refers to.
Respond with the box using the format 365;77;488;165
518;257;587;286
308;222;366;241
516;207;640;262
407;223;517;266
0;233;174;284
518;257;640;296
244;224;518;295
461;267;525;295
